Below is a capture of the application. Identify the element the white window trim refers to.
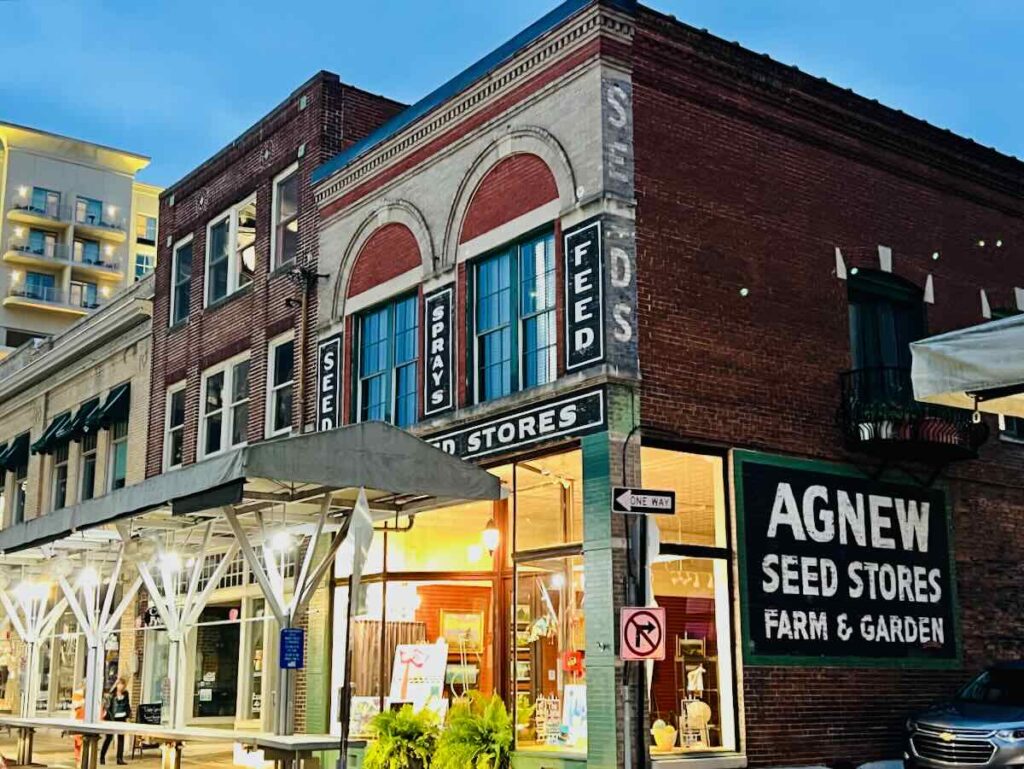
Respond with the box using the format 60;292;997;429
79;433;98;501
164;381;187;471
265;331;296;439
270;162;299;270
204;194;256;307
107;420;129;492
169;234;194;327
198;351;251;460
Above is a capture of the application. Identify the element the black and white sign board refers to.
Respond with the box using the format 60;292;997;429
428;388;605;460
423;287;454;416
736;451;958;666
612;487;676;515
564;220;603;371
316;334;343;431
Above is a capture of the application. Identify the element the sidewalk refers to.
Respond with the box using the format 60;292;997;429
0;728;235;769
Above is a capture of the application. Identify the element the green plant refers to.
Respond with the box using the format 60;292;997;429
364;705;440;769
432;691;514;769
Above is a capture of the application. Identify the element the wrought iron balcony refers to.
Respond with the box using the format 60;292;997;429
839;366;988;463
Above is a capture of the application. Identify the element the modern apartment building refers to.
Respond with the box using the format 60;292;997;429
0;121;161;356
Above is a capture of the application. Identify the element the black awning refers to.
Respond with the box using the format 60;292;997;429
30;413;71;455
85;383;131;432
0;434;30;471
56;398;101;443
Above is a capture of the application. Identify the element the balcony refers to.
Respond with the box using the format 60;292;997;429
73;210;127;243
839;367;989;464
70;255;124;282
3;241;70;270
3;285;95;316
7;203;72;229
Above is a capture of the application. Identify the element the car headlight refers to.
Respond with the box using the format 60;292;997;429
996;729;1024;741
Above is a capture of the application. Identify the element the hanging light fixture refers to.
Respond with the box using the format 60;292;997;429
482;517;500;555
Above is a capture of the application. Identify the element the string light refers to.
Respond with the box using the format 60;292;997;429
739;287;750;297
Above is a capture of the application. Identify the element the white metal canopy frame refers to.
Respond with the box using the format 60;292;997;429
911;313;1024;419
0;422;503;752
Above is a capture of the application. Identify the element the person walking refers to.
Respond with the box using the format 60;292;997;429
100;677;131;765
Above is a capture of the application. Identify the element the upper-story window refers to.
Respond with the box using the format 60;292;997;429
199;353;250;458
272;165;299;268
135;252;155;281
170;236;193;326
266;333;295;437
80;432;99;502
108;419;129;490
30;188;61;218
473;230;556;403
357;295;418;427
73;238;101;265
206;197;257;305
51;442;70;511
164;382;186;470
136;215;157;245
848;271;925;372
28;229;57;258
75;196;102;225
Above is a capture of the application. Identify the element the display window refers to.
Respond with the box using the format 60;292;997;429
333;447;586;755
642;447;739;756
191;604;241;719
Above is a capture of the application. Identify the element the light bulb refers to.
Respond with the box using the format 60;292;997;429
551;573;566;589
158;552;182;573
270;531;293;552
482;518;500;554
77;567;100;588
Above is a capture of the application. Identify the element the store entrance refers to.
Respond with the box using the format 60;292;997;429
192;604;240;720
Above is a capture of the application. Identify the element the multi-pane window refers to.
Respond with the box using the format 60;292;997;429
22;272;56;301
79;433;98;502
474;231;556;402
109;421;128;490
206;197;256;305
31;188;61;217
357;296;418;427
75;197;102;225
267;335;295;437
273;166;299;268
136;215;157;244
171;238;192;325
51;443;70;511
28;229;57;257
135;252;156;281
70;281;98;309
165;384;186;469
200;356;250;457
73;239;101;265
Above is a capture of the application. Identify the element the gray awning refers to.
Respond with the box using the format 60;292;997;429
0;422;503;555
911;314;1024;418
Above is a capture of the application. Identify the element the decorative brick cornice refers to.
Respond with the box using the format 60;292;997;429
315;5;634;209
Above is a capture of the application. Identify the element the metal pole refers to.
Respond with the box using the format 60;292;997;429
336;579;356;769
276;620;294;737
84;639;106;722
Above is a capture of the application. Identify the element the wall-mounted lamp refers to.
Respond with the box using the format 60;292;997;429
482;517;499;555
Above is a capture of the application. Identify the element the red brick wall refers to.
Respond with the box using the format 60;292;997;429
633;9;1024;766
146;72;404;476
347;223;421;298
459;154;558;244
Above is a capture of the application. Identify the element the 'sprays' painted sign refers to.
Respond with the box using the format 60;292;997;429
423;287;454;416
736;453;957;666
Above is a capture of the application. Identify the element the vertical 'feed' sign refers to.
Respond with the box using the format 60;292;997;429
316;334;342;431
735;451;958;666
564;220;603;371
423;287;454;416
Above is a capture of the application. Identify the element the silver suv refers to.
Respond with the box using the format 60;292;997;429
906;663;1024;768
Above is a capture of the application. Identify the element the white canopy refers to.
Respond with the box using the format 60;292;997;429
911;313;1024;418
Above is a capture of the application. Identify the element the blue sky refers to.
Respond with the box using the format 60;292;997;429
2;0;1021;187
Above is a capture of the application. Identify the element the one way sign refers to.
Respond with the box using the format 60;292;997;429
612;486;676;515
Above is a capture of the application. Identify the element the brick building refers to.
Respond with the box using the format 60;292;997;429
311;1;1024;767
141;71;404;732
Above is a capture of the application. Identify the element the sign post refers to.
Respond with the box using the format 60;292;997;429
620;607;666;662
612;487;676;515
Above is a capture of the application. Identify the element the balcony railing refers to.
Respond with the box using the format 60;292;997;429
7;285;101;310
71;253;121;272
7;241;71;261
74;210;127;233
839;366;988;462
9;202;72;223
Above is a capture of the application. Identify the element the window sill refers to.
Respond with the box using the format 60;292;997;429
204;283;253;313
168;317;189;333
269;260;298;279
651;754;746;769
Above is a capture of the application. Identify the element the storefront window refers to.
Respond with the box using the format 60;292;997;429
643;448;738;756
514;554;586;753
243;598;273;722
514;451;582;551
192;605;240;718
386;502;496;573
142;628;172;724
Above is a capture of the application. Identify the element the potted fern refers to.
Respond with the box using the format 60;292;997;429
433;692;514;769
364;705;440;769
